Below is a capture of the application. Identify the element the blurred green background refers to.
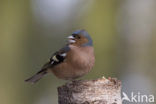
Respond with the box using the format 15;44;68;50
0;0;156;104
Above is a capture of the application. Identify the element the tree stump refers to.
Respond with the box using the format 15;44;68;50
58;77;122;104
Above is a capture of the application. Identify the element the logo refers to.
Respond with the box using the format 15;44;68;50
122;92;155;103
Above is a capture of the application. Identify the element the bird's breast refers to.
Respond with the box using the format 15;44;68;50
67;46;95;69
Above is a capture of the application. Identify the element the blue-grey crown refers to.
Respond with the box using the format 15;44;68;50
73;29;93;46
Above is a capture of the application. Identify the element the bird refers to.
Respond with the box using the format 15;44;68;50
25;29;95;83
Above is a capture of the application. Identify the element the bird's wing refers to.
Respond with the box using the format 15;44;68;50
36;45;70;72
25;45;70;83
49;45;70;67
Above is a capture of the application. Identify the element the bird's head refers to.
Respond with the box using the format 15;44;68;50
67;29;93;47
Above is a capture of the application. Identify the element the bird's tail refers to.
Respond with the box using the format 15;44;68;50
25;69;47;84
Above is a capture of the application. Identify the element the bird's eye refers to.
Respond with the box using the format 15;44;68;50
72;34;81;39
72;34;76;37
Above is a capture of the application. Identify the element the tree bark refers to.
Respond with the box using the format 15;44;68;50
58;77;122;104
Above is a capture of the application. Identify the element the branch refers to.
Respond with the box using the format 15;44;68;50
58;77;122;104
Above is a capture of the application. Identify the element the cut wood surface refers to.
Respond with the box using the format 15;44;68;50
58;77;122;104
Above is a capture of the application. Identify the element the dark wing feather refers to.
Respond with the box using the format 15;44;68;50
25;45;70;83
50;45;70;66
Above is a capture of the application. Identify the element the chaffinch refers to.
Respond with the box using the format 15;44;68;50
25;29;95;83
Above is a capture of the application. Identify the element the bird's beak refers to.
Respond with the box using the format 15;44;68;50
67;35;74;39
68;39;76;43
67;35;76;43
